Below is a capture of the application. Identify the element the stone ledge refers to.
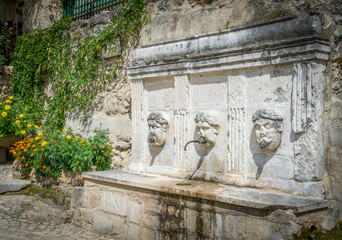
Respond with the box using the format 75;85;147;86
83;170;328;214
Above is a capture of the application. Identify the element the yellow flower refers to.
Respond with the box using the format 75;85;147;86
38;132;43;137
21;130;26;135
25;108;27;111
2;112;7;117
35;125;39;129
5;105;10;110
62;129;67;132
19;114;24;118
9;96;13;100
35;137;39;141
15;120;20;125
5;100;11;103
27;124;32;128
41;141;47;146
66;135;72;139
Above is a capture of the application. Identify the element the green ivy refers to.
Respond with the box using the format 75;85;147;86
0;24;16;67
11;0;147;130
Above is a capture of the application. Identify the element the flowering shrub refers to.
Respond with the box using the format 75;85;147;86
10;128;113;180
0;96;38;137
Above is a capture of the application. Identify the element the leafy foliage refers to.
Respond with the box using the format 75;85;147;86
11;0;147;130
10;128;113;179
0;24;15;66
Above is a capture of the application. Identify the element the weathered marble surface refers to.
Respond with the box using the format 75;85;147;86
127;13;330;198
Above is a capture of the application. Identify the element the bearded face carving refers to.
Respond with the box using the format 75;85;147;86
194;111;221;149
147;112;169;147
252;109;283;152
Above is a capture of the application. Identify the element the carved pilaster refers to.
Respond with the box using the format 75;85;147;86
130;80;145;171
174;75;189;169
228;76;246;173
291;63;313;133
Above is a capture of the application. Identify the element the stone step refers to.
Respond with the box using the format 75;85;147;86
0;179;31;194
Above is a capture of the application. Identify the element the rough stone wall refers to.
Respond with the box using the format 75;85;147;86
65;11;132;170
23;0;62;32
72;179;331;239
0;66;12;100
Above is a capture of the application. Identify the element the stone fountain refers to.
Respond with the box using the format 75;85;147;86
77;13;339;239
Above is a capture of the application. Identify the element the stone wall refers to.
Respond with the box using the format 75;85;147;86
63;11;133;170
23;0;62;32
0;66;12;100
72;175;333;239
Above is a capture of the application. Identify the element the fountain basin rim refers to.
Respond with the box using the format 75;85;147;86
83;170;328;214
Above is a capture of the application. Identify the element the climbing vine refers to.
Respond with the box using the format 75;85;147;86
11;0;147;130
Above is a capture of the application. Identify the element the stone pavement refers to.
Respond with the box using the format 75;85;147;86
0;162;116;240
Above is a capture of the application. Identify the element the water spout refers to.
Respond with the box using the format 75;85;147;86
184;137;207;151
149;136;156;143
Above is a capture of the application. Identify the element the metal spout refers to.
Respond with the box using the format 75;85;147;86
184;137;207;151
149;136;156;143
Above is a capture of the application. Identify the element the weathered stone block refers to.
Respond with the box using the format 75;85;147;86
98;190;127;216
143;213;160;228
238;217;268;240
185;208;197;233
93;210;125;235
128;199;142;224
144;197;160;213
71;187;84;209
294;123;323;182
223;214;240;239
142;227;155;240
127;223;141;240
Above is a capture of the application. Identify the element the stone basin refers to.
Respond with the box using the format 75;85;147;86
83;170;328;214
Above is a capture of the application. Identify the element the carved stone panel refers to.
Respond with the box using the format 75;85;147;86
228;76;247;173
291;63;318;133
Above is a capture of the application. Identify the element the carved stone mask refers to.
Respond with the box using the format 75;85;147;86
194;111;221;149
147;112;169;147
252;109;283;152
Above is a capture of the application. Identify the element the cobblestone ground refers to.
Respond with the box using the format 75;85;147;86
0;163;116;240
0;209;114;240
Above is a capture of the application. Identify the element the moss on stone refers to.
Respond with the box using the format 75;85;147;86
21;185;67;206
293;222;342;240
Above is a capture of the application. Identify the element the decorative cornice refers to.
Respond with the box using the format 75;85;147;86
128;13;330;80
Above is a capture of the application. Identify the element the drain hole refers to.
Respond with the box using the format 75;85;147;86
176;182;192;186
